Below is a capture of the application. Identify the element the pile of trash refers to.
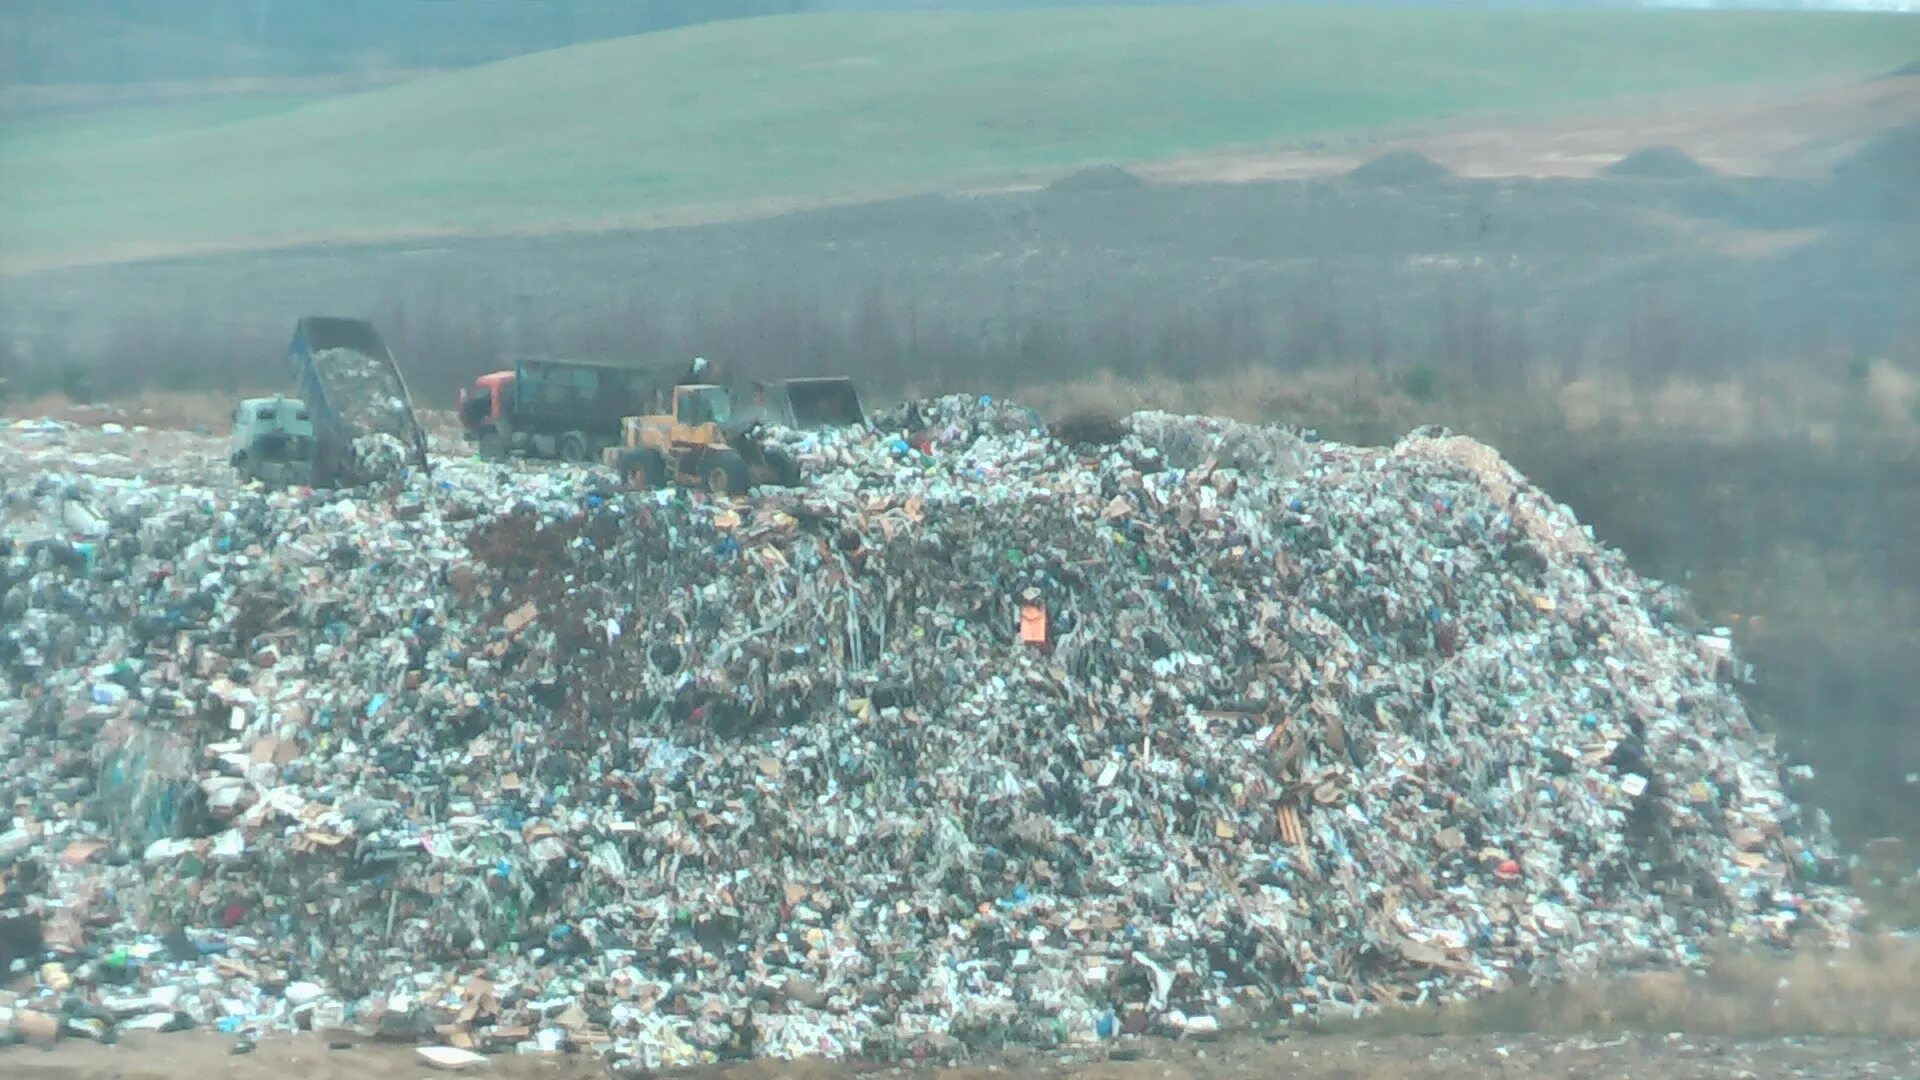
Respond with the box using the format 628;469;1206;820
0;397;1856;1066
308;348;416;444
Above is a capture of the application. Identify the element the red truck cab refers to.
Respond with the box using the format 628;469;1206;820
458;371;514;431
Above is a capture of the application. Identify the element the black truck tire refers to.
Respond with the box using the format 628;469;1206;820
762;445;802;487
620;447;667;489
700;450;750;496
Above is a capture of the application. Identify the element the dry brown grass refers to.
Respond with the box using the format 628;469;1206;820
1320;935;1920;1039
1000;359;1920;449
12;355;1917;448
1;391;243;432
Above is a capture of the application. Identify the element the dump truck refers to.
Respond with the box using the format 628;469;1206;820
750;377;866;429
458;358;664;463
228;395;315;486
605;383;802;496
287;316;430;487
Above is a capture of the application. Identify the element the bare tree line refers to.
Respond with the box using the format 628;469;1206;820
1;270;1845;410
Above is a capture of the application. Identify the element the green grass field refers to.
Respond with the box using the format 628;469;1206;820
2;8;1916;269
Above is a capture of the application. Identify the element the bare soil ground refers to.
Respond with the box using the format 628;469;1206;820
1137;75;1920;184
6;1031;1917;1080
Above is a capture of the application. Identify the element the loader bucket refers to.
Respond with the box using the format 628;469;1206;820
778;378;865;428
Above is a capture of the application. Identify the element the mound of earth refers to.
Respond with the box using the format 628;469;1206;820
1046;164;1149;194
1345;149;1452;187
1605;146;1718;180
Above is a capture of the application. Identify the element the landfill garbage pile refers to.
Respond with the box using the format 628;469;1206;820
339;431;414;490
309;347;416;444
0;399;1857;1066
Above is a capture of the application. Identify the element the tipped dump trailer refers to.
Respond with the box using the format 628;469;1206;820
754;377;865;429
459;358;666;462
287;316;430;487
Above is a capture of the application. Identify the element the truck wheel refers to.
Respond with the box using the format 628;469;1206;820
561;432;590;462
702;450;750;496
621;447;667;489
478;431;506;461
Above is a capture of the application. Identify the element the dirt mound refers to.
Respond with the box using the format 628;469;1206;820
1605;145;1717;180
1046;164;1148;194
1344;149;1452;187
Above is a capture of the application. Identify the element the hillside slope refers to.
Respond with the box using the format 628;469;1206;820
3;8;1917;268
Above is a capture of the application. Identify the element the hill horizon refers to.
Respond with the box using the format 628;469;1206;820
3;7;1917;270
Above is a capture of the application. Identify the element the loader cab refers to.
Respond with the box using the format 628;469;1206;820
673;384;732;430
614;384;735;459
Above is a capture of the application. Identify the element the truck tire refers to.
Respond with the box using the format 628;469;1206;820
477;430;506;461
620;447;667;490
561;432;590;463
700;450;750;496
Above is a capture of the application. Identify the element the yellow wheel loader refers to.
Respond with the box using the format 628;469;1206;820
605;384;802;496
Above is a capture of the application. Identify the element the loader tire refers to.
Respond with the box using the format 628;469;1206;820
762;445;802;487
621;447;667;490
561;432;590;463
701;450;750;496
477;431;506;461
